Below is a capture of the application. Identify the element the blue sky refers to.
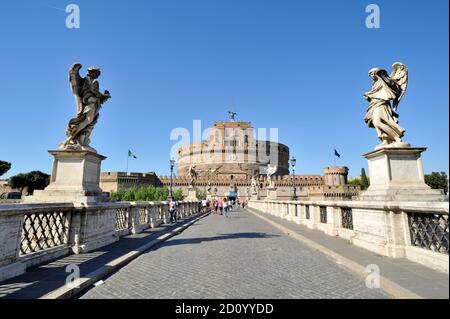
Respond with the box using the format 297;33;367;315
0;0;448;178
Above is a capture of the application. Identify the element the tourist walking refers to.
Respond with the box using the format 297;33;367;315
213;200;218;214
223;197;229;218
201;199;208;213
168;199;177;224
218;198;223;215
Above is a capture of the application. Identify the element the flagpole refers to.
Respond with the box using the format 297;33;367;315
126;152;129;175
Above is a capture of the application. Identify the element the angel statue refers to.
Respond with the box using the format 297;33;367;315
59;63;111;152
266;164;278;188
188;165;198;187
363;62;409;149
228;111;237;122
251;175;258;195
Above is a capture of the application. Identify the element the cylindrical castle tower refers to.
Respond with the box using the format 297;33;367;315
323;166;349;186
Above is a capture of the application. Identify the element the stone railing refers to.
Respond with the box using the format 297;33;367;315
0;200;202;282
248;199;449;273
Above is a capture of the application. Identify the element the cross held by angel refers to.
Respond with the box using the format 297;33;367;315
363;62;408;148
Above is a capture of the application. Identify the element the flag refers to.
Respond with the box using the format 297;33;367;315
128;149;137;159
334;149;341;158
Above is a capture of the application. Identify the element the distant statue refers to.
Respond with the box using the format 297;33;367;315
228;111;237;122
363;62;408;148
206;181;212;193
251;175;258;194
60;63;111;152
188;165;198;187
266;164;277;188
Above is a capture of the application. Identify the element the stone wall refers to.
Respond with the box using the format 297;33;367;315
0;200;203;282
248;199;449;273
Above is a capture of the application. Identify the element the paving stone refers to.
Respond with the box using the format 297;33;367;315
80;208;388;299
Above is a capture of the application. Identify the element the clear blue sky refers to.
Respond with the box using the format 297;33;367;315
0;0;448;178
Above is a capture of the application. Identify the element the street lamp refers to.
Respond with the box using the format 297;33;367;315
169;158;175;200
290;156;297;200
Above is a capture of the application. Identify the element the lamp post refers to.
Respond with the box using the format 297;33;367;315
290;156;297;200
169;158;175;200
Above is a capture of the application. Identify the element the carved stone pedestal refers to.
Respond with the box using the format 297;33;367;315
24;150;109;204
186;187;198;200
251;192;260;200
266;187;278;200
357;147;446;201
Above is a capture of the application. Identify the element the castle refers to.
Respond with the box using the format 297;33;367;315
100;117;360;200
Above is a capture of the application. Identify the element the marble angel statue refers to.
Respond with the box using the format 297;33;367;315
59;63;111;151
188;165;198;187
363;62;408;148
266;164;278;188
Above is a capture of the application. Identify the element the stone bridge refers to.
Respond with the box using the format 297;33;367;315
0;198;448;299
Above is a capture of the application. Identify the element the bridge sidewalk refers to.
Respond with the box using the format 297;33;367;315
246;208;449;299
0;212;209;299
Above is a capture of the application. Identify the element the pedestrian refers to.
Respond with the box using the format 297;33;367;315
168;199;177;224
223;197;229;218
214;200;218;214
202;199;208;213
210;199;215;213
218;198;223;215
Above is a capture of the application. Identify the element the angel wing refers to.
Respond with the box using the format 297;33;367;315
68;63;84;114
390;62;408;111
267;164;278;176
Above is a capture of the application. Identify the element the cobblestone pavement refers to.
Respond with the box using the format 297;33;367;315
80;208;389;299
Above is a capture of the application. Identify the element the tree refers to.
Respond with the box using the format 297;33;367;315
0;160;11;177
425;172;448;195
173;189;184;201
348;178;362;186
8;171;50;195
196;189;206;200
360;168;370;190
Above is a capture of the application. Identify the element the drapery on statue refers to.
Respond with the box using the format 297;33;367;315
266;164;277;188
228;111;237;122
363;62;408;148
188;165;198;187
59;63;111;151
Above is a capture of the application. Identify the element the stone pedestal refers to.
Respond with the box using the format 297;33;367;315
266;187;278;200
186;187;198;200
251;191;260;200
357;147;445;201
24;150;109;204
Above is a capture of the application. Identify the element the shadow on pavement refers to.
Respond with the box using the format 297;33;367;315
155;232;280;247
0;214;202;299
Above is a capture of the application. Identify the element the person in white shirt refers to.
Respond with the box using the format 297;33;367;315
201;199;208;213
223;198;229;218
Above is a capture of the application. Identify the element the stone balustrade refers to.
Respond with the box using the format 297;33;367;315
248;199;449;273
0;200;202;282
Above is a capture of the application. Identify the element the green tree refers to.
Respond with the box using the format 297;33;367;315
196;189;206;200
348;178;362;186
0;160;11;177
8;171;50;195
173;189;184;201
110;186;172;201
360;168;370;190
425;172;448;195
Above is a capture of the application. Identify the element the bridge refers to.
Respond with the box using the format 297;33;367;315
0;198;448;299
